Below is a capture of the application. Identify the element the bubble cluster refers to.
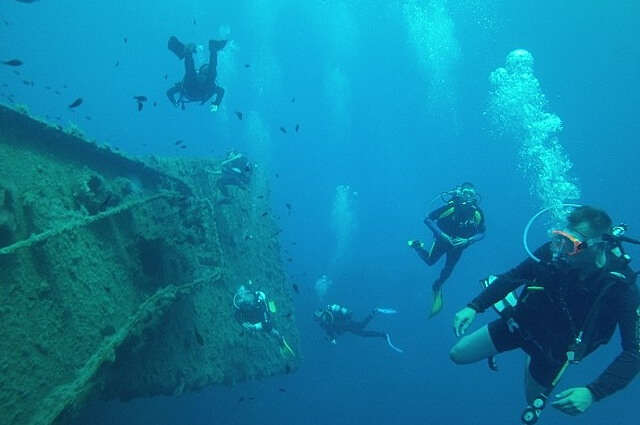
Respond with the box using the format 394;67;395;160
314;274;333;303
402;0;461;117
323;66;352;143
330;185;359;270
488;49;580;221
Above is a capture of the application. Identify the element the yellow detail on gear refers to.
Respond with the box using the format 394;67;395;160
280;337;295;357
438;206;455;219
429;287;444;318
268;300;277;313
474;210;482;224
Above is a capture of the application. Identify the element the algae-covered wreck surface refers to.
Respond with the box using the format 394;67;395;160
0;104;299;425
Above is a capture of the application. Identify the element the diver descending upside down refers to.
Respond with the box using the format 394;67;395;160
166;36;227;110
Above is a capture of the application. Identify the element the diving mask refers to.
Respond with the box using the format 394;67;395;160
551;230;586;257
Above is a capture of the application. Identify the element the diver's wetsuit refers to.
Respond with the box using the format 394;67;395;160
235;296;273;332
320;309;385;341
167;38;225;108
469;243;640;400
415;202;485;289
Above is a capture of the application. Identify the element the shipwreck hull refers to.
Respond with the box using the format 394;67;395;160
0;104;298;425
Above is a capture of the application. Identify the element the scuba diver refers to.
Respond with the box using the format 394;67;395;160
233;284;294;356
449;206;640;423
314;304;404;353
213;151;253;204
166;35;227;110
409;182;486;317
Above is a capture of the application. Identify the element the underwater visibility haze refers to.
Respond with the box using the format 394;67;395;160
1;0;639;424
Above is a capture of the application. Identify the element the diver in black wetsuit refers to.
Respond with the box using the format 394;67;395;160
233;284;295;356
450;206;640;419
166;36;227;110
409;182;486;317
314;304;403;352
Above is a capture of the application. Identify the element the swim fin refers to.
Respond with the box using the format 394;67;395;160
375;308;398;315
429;287;443;318
385;333;404;353
168;36;186;59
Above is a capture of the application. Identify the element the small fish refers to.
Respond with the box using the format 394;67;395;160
12;70;20;75
2;19;9;26
16;0;39;3
68;98;83;108
279;126;287;133
152;101;157;107
257;195;264;199
63;84;68;88
238;397;245;403
115;60;119;67
291;242;297;245
261;212;268;217
292;283;299;294
295;123;300;132
285;364;292;374
279;388;286;393
275;173;280;178
287;258;293;262
2;59;23;66
174;139;184;145
54;90;61;95
235;111;243;120
133;95;147;102
193;18;196;25
180;145;187;149
285;203;292;213
244;64;250;68
44;85;51;90
248;396;255;401
137;102;143;111
194;328;204;346
123;37;128;44
285;312;293;318
85;115;92;120
22;80;34;86
291;97;295;103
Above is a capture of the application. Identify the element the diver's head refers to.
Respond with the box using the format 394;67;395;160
550;206;612;268
234;285;256;308
314;309;331;324
451;182;479;205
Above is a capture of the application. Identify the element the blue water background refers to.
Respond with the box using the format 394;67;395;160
1;1;639;424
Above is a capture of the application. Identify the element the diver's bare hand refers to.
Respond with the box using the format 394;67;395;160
453;307;476;337
451;237;468;247
551;387;593;415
